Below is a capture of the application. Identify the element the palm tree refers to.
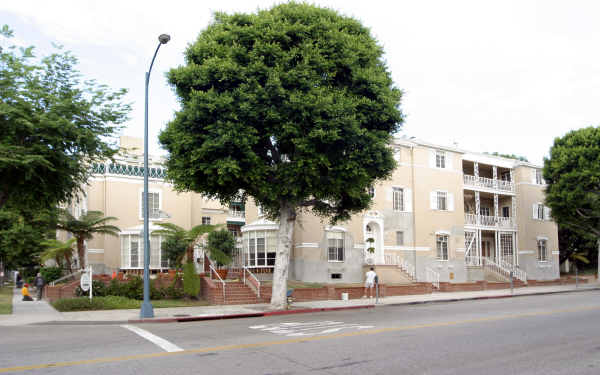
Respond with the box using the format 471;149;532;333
152;223;220;266
56;209;120;269
40;238;76;274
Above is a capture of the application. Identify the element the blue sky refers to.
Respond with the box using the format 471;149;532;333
2;0;600;165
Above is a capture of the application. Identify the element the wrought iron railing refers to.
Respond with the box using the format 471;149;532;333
463;175;515;192
92;162;166;179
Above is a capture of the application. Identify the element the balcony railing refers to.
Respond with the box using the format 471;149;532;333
463;175;515;192
228;210;245;218
465;214;516;228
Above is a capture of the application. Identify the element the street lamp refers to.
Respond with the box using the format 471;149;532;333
141;33;170;319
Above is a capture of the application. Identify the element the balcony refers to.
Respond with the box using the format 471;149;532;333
463;175;514;193
226;209;245;224
465;214;516;228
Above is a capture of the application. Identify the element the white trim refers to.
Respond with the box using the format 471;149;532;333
202;208;226;214
536;235;549;241
435;230;451;235
325;225;348;232
537;264;553;268
519;250;535;254
552;251;560;255
383;246;431;252
455;248;466;253
354;244;365;249
87;248;104;254
294;243;319;248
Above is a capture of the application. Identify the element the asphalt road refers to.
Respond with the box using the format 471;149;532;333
1;290;600;375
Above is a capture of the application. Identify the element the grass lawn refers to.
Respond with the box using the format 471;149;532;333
51;296;210;312
0;286;13;314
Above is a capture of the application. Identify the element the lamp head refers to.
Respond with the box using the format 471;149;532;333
158;34;171;44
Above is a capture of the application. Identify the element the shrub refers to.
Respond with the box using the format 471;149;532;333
106;278;126;297
75;280;107;297
183;262;200;298
40;267;62;284
52;296;139;312
123;276;144;300
207;230;234;267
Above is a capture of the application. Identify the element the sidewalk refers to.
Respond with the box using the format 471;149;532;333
1;282;598;326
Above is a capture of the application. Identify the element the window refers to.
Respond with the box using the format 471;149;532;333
202;216;211;225
331;273;342;279
537;204;544;220
501;171;511;181
436;235;448;260
437;191;447;211
396;231;404;246
436;150;446;168
130;235;139;268
393;187;404;211
500;233;514;264
327;231;344;262
535;169;544;185
480;207;490;216
141;191;160;219
537;239;548;262
502;206;510;218
244;230;277;267
367;186;375;198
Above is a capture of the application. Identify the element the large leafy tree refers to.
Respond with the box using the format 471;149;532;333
0;205;57;270
56;209;120;270
0;25;130;211
544;126;600;279
160;3;403;309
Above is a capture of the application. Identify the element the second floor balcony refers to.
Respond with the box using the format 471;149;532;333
465;214;516;229
463;175;515;193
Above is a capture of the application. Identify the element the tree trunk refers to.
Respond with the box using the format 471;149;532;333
77;237;86;270
270;203;296;310
65;253;73;275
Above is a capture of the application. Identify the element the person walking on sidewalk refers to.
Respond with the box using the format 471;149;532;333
33;273;45;300
363;267;377;298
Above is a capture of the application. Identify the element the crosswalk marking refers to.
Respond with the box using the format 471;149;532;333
121;325;183;352
250;321;375;337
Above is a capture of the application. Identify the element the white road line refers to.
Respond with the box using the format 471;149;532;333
121;325;183;353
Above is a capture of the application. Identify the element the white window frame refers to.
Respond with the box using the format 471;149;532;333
139;189;162;220
396;231;404;246
202;216;211;225
120;233;166;270
535;169;544;185
244;230;277;268
327;231;345;262
436;150;446;169
367;186;375;199
437;191;447;211
393;187;404;212
436;234;449;260
537;239;548;262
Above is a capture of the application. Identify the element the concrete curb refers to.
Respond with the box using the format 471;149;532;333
26;286;600;326
385;286;600;307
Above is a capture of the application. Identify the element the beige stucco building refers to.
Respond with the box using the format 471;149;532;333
74;136;559;285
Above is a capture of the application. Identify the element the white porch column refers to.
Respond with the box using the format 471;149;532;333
475;191;481;223
494;194;499;220
478;229;482;265
511;196;517;221
495;231;500;261
493;166;498;189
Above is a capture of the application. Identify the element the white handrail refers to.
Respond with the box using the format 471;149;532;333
498;259;527;283
243;266;261;298
464;214;516;228
50;269;84;286
399;258;416;280
425;267;440;289
463;175;515;192
384;254;416;281
482;257;511;281
208;258;226;300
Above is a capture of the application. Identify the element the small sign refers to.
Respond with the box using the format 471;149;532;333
80;273;91;291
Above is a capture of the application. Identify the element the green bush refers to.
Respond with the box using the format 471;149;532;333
106;278;126;296
52;296;139;312
123;276;144;300
75;280;107;297
207;229;234;267
183;262;200;298
40;267;62;284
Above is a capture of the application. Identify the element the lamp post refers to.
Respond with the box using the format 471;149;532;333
141;33;170;319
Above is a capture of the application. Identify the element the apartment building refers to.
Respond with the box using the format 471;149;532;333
73;136;558;286
240;136;559;285
69;136;244;274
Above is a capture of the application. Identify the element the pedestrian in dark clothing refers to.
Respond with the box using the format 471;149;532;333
16;272;23;288
34;273;45;300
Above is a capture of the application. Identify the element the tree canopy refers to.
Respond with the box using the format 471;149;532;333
544;126;600;276
160;3;403;309
0;25;130;211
